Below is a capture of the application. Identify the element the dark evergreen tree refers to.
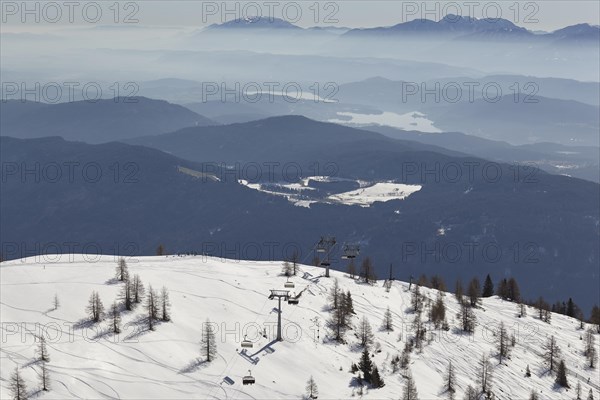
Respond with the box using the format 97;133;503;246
588;389;594;400
507;278;520;302
457;299;476;333
329;278;341;310
347;260;356;279
160;286;171;322
132;274;145;304
156;244;165;256
477;353;493;393
497;278;509;300
201;319;217;362
290;251;299;276
37;336;49;362
111;301;121;334
390;355;400;373
543;335;561;372
463;386;478;400
305;375;318;399
40;362;50;392
382;306;394;332
444;361;456;399
590;305;600;333
53;294;59;311
529;390;538;400
9;367;28;400
411;284;423;313
482;275;494;297
412;311;425;350
567;298;576;318
371;366;384;388
281;261;292;277
402;371;419;400
431;292;446;329
467;278;481;307
400;342;411;369
430;275;446;291
497;322;510;363
357;315;374;348
358;347;373;383
360;257;376;284
332;294;353;341
344;291;354;316
120;277;133;311
584;328;597;368
525;364;531;377
535;297;551;323
115;257;129;282
86;291;104;322
145;285;158;330
555;359;569;387
454;280;464;303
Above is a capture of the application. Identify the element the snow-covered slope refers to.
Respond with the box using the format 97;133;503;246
1;255;598;399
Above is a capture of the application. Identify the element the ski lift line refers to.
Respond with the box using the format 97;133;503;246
210;294;272;398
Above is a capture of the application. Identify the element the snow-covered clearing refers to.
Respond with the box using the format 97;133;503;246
329;111;441;133
327;182;422;207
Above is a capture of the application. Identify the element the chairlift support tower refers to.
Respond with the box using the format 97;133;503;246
316;235;337;277
268;289;289;341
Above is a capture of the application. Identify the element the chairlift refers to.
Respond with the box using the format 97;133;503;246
242;370;255;385
316;238;327;253
241;335;253;349
288;297;299;305
284;278;295;289
341;244;360;259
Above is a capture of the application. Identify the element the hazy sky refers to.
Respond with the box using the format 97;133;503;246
2;1;599;32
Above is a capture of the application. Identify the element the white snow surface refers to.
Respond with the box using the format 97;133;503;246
327;182;422;207
329;111;442;133
238;179;421;208
1;255;598;399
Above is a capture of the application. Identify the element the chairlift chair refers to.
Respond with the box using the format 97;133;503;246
241;335;253;349
320;261;330;267
242;370;255;385
288;297;299;305
284;278;295;288
341;244;360;259
316;238;327;253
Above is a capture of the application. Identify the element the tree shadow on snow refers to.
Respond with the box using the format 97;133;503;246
122;315;163;341
179;358;209;374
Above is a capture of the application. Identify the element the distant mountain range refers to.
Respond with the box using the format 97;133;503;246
0;97;215;144
202;15;600;42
